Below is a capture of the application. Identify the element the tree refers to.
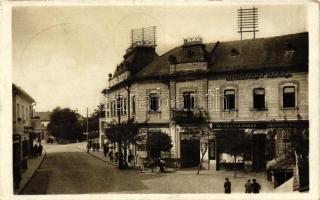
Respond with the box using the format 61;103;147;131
47;107;84;142
173;110;212;174
146;132;173;159
88;103;105;132
104;119;139;169
218;130;245;178
284;115;309;190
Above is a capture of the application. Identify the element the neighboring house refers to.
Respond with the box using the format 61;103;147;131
32;111;52;140
12;83;36;167
103;32;308;187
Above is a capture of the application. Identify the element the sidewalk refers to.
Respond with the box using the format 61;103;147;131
76;142;118;167
15;151;46;194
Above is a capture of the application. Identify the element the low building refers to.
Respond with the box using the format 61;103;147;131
12;83;36;167
32;111;52;140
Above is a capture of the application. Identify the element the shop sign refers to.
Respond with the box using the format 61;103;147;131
226;70;292;81
212;121;308;129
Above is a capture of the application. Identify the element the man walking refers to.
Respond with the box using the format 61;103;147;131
224;178;231;193
245;179;252;193
252;179;261;193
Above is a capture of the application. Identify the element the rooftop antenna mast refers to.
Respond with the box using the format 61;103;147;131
238;7;259;40
131;26;157;48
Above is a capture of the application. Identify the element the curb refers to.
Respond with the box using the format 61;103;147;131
77;147;118;167
18;150;47;194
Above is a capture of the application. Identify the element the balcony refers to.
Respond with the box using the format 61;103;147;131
171;109;206;125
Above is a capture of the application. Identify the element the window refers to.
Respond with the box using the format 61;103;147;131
132;96;136;114
22;106;24;122
29;106;32;118
224;89;235;110
106;103;110;118
283;86;296;108
149;93;159;112
183;92;194;110
26;107;28;121
17;104;20;121
253;88;265;110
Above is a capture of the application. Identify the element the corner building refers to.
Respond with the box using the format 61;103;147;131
104;32;308;172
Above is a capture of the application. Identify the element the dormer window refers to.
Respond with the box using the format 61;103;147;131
187;50;195;58
231;48;239;56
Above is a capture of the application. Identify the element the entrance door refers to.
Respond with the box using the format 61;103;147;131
180;139;200;168
252;134;266;171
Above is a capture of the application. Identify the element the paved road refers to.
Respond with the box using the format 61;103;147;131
21;143;274;194
21;144;150;194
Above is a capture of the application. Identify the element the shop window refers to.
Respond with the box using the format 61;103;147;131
283;86;296;108
253;88;265;110
224;89;235;110
149;93;159;112
183;92;194;110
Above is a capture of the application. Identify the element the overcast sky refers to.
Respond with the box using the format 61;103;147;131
12;4;307;116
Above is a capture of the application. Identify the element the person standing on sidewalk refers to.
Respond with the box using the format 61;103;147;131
245;179;252;193
252;179;261;193
13;164;22;189
224;178;231;193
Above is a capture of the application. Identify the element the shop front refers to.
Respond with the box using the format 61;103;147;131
212;120;309;171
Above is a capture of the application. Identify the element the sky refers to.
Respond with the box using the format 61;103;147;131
12;4;307;116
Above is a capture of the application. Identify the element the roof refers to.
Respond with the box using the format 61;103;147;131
12;83;36;103
34;111;52;121
133;32;308;78
113;46;159;77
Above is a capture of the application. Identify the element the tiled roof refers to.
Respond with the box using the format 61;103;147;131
133;32;308;78
34;111;52;121
113;46;159;77
12;83;36;103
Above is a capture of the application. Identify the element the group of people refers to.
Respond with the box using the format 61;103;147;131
87;141;100;152
102;143;136;168
31;143;43;157
224;178;261;193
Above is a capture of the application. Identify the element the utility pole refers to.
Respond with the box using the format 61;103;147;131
86;107;89;152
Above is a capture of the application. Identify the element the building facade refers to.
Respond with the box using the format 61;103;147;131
103;32;308;176
12;83;36;167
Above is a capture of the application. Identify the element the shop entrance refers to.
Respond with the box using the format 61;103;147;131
252;134;266;171
180;139;200;168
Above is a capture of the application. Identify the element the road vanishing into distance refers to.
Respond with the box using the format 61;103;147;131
21;143;274;194
21;143;151;194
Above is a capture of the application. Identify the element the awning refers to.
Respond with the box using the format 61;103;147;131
267;156;295;170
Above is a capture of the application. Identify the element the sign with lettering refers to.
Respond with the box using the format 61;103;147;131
212;120;308;129
226;70;292;81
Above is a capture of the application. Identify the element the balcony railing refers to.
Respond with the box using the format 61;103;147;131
171;109;206;125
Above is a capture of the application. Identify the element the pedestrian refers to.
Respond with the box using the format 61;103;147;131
96;142;100;152
115;151;119;163
245;179;252;193
224;178;231;193
251;179;261;193
38;144;43;155
109;150;114;161
33;144;38;157
21;158;28;171
13;164;22;189
128;152;134;168
103;144;108;157
267;169;272;181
